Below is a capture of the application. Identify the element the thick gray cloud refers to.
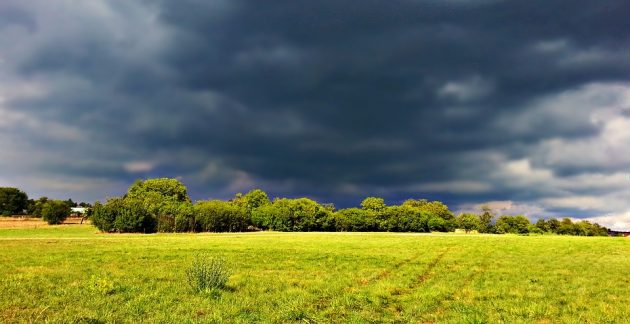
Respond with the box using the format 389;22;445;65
1;0;630;229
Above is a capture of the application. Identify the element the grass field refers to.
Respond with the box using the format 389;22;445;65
0;224;629;323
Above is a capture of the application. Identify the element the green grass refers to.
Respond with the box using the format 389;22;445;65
0;226;629;323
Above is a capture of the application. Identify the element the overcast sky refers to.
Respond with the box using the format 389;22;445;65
1;1;629;229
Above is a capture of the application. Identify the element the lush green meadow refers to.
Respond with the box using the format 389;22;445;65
0;225;628;323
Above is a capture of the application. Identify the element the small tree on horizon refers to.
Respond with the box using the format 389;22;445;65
458;213;481;233
41;200;71;225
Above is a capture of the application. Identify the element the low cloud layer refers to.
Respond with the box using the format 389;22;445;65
1;1;629;229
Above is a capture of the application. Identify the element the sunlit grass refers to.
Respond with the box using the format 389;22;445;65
0;225;628;322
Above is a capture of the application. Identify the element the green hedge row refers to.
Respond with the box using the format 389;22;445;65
90;178;609;236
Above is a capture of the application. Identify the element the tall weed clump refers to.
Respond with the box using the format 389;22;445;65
186;254;231;293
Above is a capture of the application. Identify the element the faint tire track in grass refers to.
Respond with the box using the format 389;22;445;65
400;248;493;322
407;247;452;290
312;247;455;322
306;253;425;319
358;253;424;286
430;249;492;317
296;248;448;322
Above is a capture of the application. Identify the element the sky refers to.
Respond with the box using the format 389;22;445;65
1;1;629;230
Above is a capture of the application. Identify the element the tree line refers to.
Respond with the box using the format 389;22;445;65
0;187;91;224
84;178;610;236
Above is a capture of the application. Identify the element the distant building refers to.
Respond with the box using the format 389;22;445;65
70;207;87;216
608;230;630;237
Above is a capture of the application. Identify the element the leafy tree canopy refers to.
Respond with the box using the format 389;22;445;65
361;197;386;212
42;200;71;225
0;187;28;216
127;178;191;203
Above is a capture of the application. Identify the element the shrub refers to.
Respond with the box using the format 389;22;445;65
195;200;249;232
495;215;531;234
157;214;176;232
92;199;120;232
41;200;71;225
255;198;333;232
457;213;481;233
361;197;386;212
334;208;378;232
91;198;156;233
153;202;196;232
186;254;231;293
251;204;280;230
174;204;195;232
380;205;429;232
0;187;28;215
427;216;446;232
113;199;156;233
233;189;271;211
127;178;191;203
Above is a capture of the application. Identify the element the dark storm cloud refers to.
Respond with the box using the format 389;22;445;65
1;0;630;228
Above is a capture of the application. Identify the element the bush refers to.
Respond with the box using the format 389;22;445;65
127;178;191;203
195;200;249;232
251;204;281;230
91;198;157;233
92;200;120;232
334;208;378;232
113;199;156;233
457;213;481;233
186;254;231;293
41;200;71;225
495;215;531;234
427;216;446;232
0;187;28;215
174;204;195;232
155;201;193;232
380;205;429;232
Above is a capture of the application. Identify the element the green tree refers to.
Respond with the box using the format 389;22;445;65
126;178;192;232
495;215;531;234
113;199;156;233
64;199;78;208
427;216;446;232
528;224;544;234
90;178;192;233
424;201;454;221
41;200;71;225
478;205;495;233
236;189;271;211
127;178;191;203
92;199;121;232
334;208;378;232
0;187;29;216
26;197;49;217
195;200;249;232
535;219;550;232
405;199;454;221
557;218;575;235
547;218;560;233
402;199;428;208
361;197;386;213
457;213;481;233
381;205;429;232
251;198;332;232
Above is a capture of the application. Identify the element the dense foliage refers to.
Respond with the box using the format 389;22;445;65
41;200;71;225
195;200;248;232
87;178;611;236
92;178;192;233
26;197;49;217
0;187;29;216
0;180;612;236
